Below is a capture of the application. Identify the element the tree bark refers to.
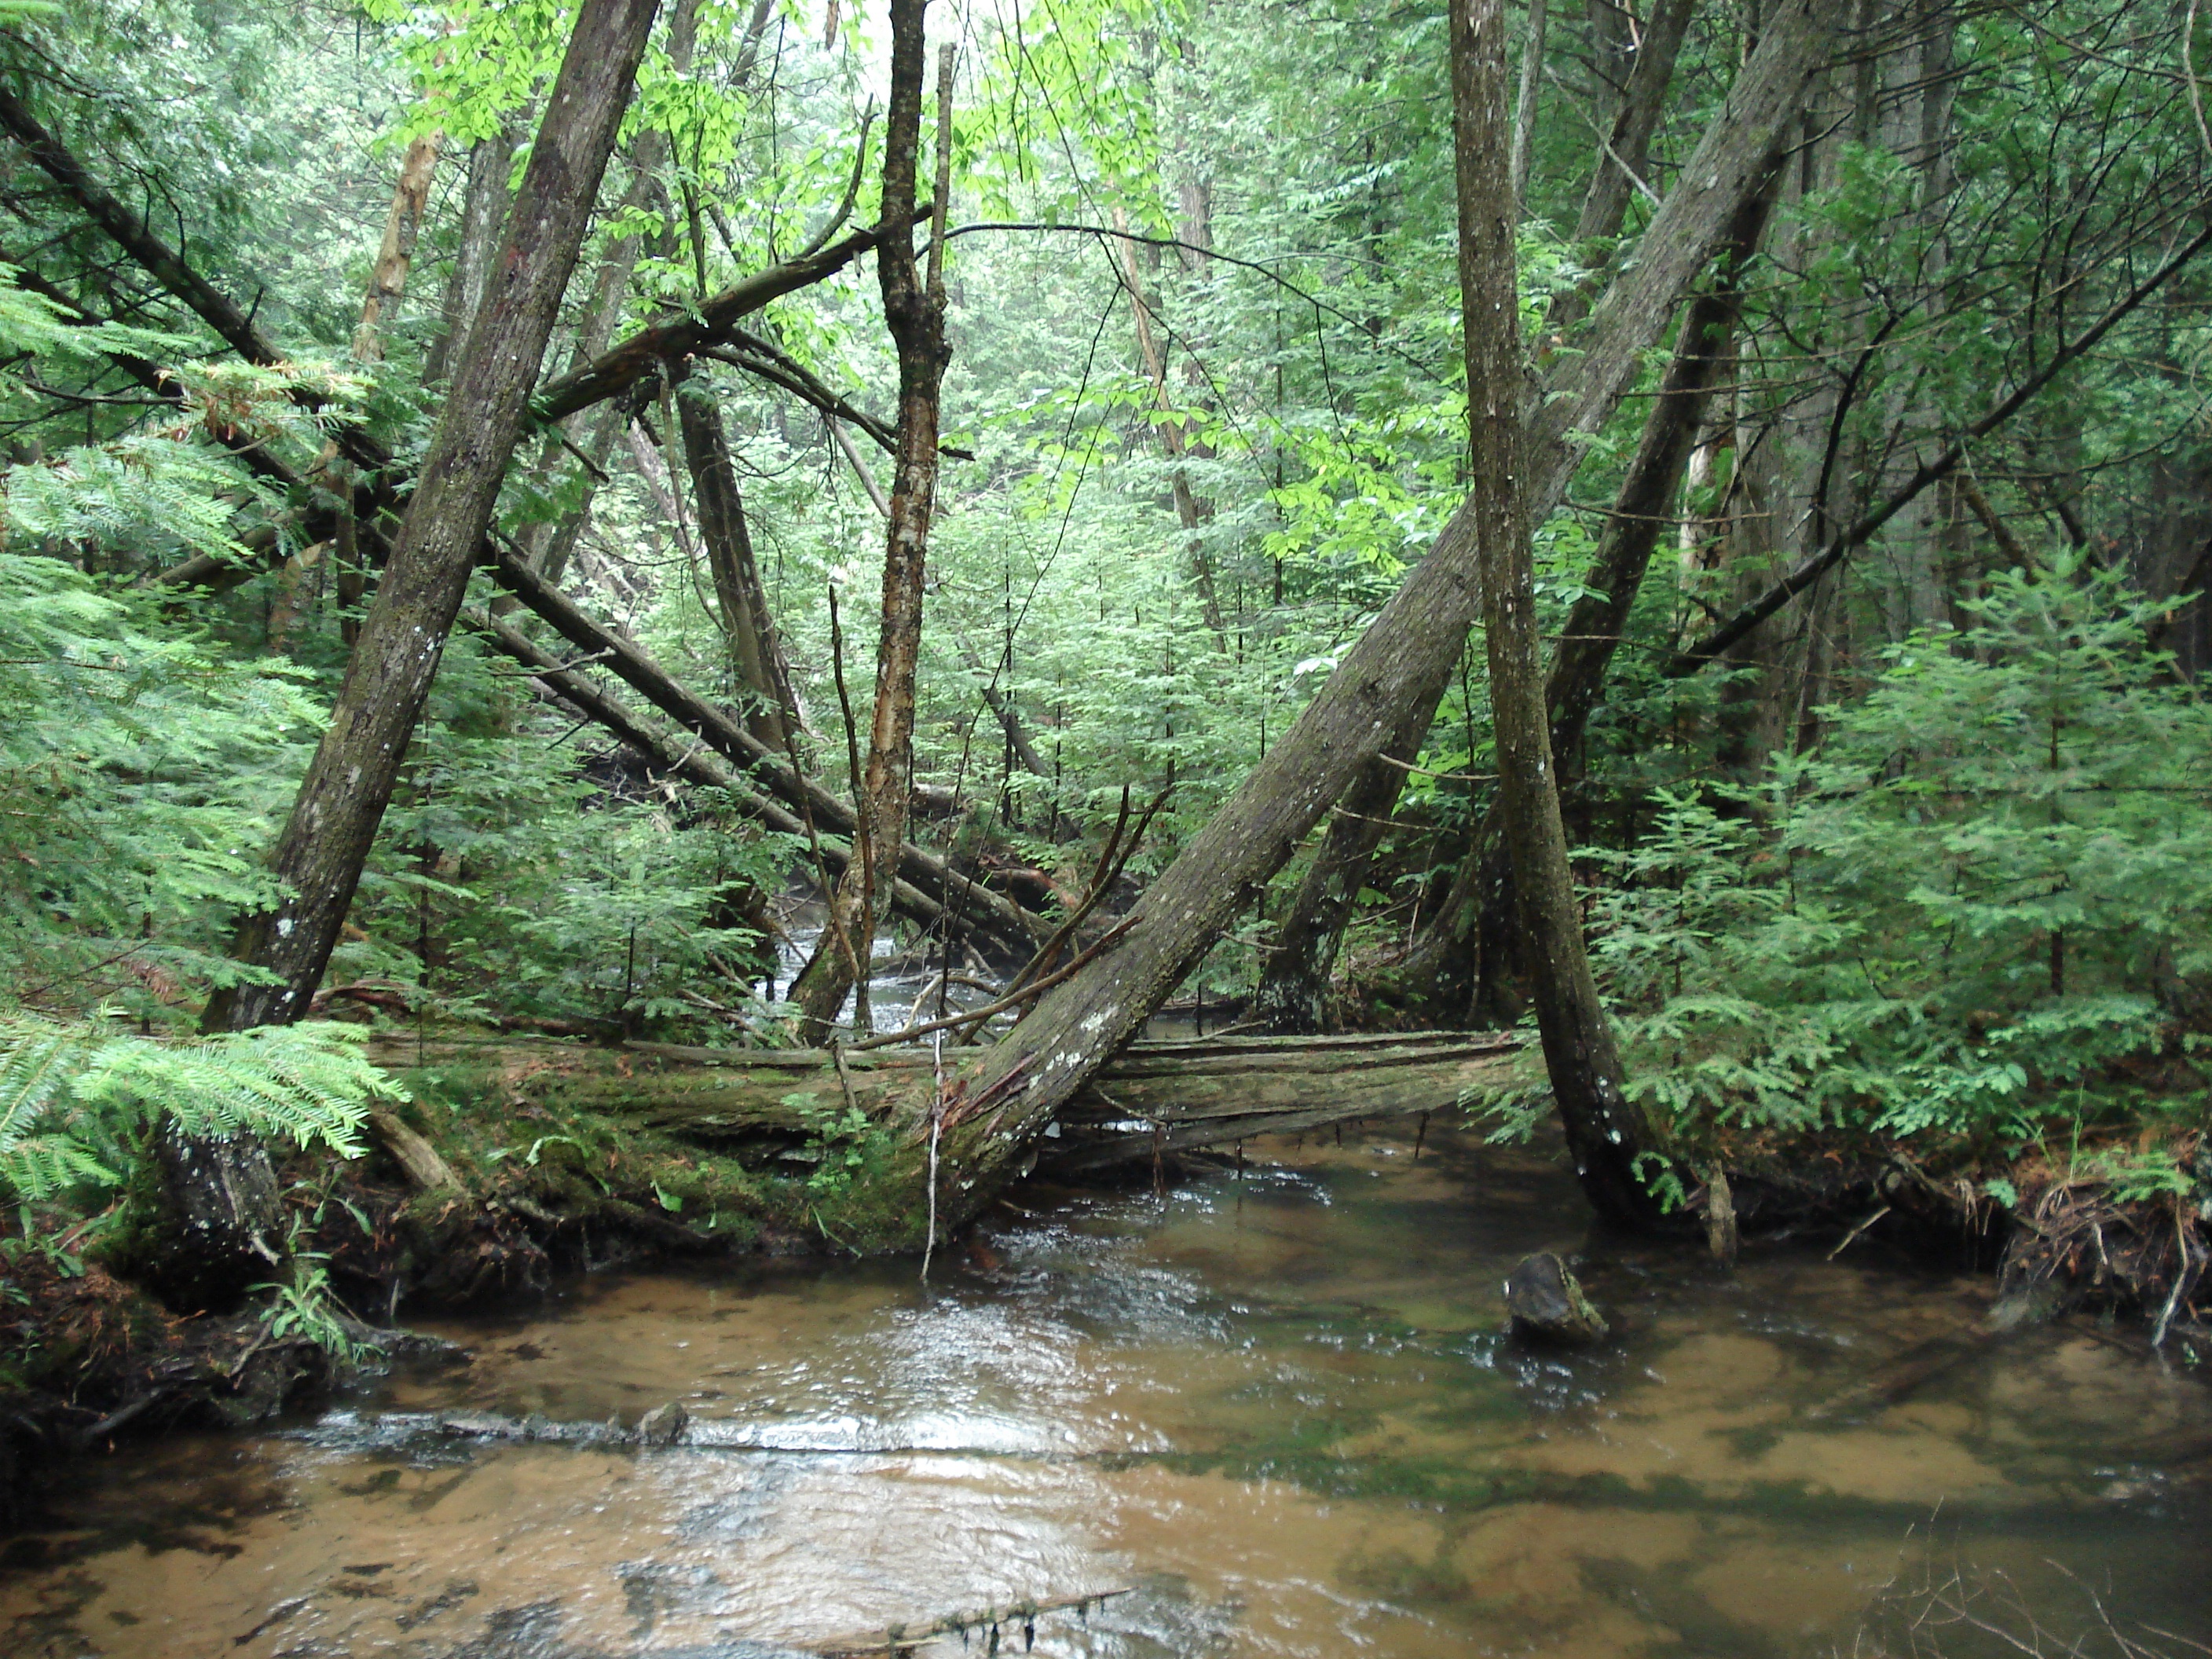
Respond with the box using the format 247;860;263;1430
353;134;442;361
674;364;794;749
425;126;516;386
203;0;661;1042
1509;0;1547;207
1456;0;1661;1228
1247;686;1441;1033
1570;0;1696;250
788;24;954;1038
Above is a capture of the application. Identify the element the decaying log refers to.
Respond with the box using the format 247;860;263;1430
364;1029;1523;1173
1042;1031;1523;1173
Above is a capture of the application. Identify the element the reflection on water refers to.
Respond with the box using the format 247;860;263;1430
4;1123;2207;1658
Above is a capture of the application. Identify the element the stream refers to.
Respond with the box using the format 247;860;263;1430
4;1120;2208;1658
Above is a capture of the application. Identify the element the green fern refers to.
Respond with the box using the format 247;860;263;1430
0;1012;393;1207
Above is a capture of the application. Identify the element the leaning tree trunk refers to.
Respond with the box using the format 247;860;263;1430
788;22;953;1038
675;364;794;749
179;0;661;1302
1455;0;1662;1228
882;0;1850;1241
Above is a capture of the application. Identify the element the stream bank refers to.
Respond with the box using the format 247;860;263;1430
4;1117;2209;1658
5;1022;2205;1526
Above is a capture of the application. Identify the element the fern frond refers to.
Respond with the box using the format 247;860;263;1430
0;1012;390;1206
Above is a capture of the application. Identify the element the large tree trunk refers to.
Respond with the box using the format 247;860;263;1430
788;22;953;1038
182;0;662;1298
1455;0;1660;1227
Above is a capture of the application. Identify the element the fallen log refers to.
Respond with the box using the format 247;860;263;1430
364;1028;1523;1174
1042;1030;1522;1173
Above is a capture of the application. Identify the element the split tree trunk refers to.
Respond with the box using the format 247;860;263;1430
181;0;662;1298
788;23;954;1038
675;364;795;749
1454;0;1660;1227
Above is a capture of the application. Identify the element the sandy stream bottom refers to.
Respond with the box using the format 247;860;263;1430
4;1123;2207;1658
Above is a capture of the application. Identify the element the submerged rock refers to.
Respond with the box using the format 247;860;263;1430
1504;1252;1610;1345
636;1400;690;1446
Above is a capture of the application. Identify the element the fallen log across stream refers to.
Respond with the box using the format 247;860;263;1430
364;1028;1524;1176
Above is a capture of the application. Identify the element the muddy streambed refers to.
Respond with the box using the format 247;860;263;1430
5;1123;2210;1659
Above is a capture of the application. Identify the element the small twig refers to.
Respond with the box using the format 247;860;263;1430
1827;1204;1892;1260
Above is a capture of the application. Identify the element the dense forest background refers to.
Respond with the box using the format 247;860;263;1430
2;0;2208;1321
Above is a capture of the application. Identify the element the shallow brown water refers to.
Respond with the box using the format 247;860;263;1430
4;1124;2208;1658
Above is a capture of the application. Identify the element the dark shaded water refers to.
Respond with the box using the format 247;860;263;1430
5;1122;2208;1657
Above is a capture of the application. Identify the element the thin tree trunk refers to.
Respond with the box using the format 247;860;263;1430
1572;0;1697;249
788;25;954;1038
676;364;792;749
354;134;441;361
1510;0;1547;208
1248;686;1441;1033
1455;0;1659;1226
1111;205;1228;645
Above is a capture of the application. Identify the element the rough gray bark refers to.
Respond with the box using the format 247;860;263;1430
1528;0;1846;513
426;126;517;386
1456;0;1659;1228
204;0;661;1038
